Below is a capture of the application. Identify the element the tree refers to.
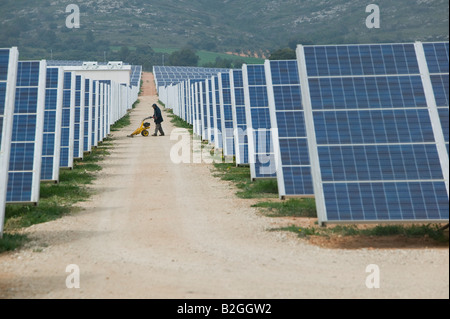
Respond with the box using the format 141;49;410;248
269;48;296;60
119;46;130;61
168;48;199;66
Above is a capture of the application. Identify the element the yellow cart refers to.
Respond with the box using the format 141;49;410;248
128;121;151;137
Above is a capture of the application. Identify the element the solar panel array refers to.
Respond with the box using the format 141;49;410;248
131;66;143;87
243;64;276;180
218;72;235;157
0;47;19;236
298;43;449;224
42;67;63;182
157;41;449;226
0;47;142;237
230;69;249;165
73;75;85;159
266;60;314;198
212;76;224;150
60;71;75;169
8;61;46;204
153;66;228;91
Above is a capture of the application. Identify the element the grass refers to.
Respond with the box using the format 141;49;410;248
152;48;264;66
211;162;279;199
111;113;131;132
165;108;194;133
0;233;29;254
274;224;449;243
0;121;125;253
252;198;317;218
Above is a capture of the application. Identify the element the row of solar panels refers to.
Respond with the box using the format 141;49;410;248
0;47;142;236
153;66;228;88
157;41;449;226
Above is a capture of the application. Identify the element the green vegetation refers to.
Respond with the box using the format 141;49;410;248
274;224;449;243
153;48;264;68
212;163;278;199
269;48;297;60
167;48;199;67
166;108;193;132
3;1;446;69
252;199;317;218
0;233;30;254
111;113;131;132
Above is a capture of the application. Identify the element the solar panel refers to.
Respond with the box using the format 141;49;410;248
91;80;99;148
73;75;85;159
84;78;92;152
423;42;449;156
130;65;142;87
243;64;276;180
218;72;235;157
105;82;111;136
60;72;75;168
193;82;202;136
153;66;229;93
98;80;111;139
41;67;63;182
230;69;249;166
266;60;314;198
200;81;208;140
206;78;215;143
98;82;104;142
7;60;46;204
103;82;110;138
0;47;18;236
297;42;449;225
212;75;223;149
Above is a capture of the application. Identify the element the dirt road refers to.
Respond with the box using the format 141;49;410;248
0;73;448;299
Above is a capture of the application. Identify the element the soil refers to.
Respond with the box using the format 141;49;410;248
0;73;448;299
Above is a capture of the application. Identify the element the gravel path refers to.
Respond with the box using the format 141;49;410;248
0;74;448;299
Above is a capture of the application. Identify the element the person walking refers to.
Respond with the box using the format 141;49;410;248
144;103;165;136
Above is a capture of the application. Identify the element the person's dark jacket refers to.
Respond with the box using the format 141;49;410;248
153;106;164;125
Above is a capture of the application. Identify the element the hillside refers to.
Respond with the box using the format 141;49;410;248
0;0;448;64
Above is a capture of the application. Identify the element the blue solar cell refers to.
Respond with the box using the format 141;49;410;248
423;42;449;74
8;60;45;203
313;109;435;144
309;76;427;110
244;64;276;179
0;49;10;82
73;75;84;158
0;83;6;116
282;167;314;196
438;108;449;143
324;182;448;222
84;78;91;152
219;73;235;156
207;79;215;143
297;42;449;224
304;44;420;77
42;67;62;181
91;81;98;147
201;81;208;140
430;75;449;106
268;60;315;198
212;76;223;149
60;72;74;168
